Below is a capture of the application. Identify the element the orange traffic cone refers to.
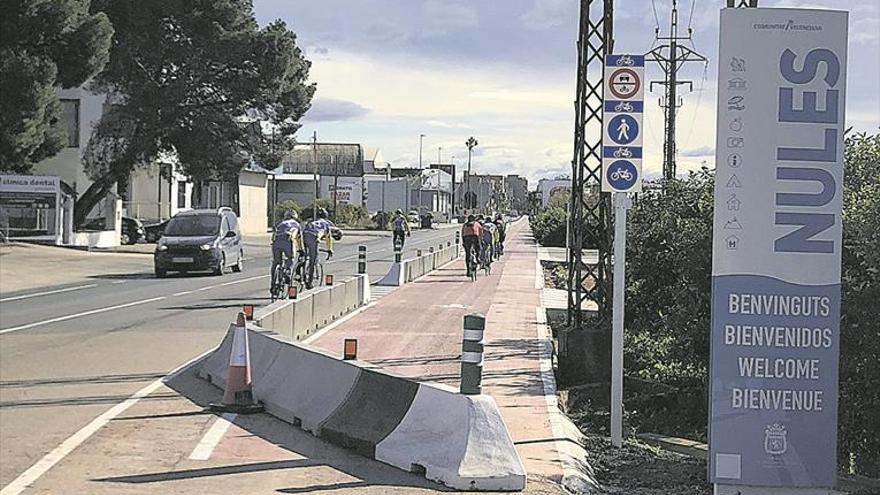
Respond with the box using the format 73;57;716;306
209;312;263;414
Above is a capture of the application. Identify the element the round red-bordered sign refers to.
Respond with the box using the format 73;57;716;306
608;68;640;100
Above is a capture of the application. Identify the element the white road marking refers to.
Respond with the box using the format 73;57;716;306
188;413;237;460
0;297;167;335
0;380;163;495
0;284;98;303
0;344;221;495
111;281;127;285
173;290;194;296
0;274;269;335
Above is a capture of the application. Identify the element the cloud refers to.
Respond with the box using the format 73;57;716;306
303;98;370;122
422;0;478;35
521;0;570;30
679;146;715;157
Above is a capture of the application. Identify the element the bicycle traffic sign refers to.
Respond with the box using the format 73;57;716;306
603;54;645;193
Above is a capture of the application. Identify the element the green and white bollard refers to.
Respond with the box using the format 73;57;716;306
460;313;485;395
358;245;367;274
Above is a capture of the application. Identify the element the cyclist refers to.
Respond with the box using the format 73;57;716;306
480;216;496;268
303;208;335;289
391;208;410;251
460;214;482;278
494;214;506;257
271;210;303;292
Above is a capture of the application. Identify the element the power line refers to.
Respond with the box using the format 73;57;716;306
645;0;707;181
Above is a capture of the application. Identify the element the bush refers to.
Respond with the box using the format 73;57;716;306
373;211;391;230
619;134;880;476
531;190;571;246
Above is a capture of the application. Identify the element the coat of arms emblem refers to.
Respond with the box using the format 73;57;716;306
764;424;787;455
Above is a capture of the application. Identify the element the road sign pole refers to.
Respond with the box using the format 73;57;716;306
611;191;628;448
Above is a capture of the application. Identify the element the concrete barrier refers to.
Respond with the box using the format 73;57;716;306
377;243;459;286
199;326;526;491
254;275;369;342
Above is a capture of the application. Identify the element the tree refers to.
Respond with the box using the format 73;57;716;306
0;0;113;172
77;0;315;224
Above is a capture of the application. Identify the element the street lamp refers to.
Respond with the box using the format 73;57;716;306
419;134;426;214
465;136;478;211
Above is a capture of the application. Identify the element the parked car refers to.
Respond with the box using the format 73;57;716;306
82;216;145;245
153;207;243;278
143;219;169;243
407;210;420;226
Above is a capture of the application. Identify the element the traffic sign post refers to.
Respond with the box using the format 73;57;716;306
602;54;645;448
710;8;847;494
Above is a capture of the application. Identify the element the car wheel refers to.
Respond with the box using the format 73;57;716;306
213;254;225;276
232;251;243;273
121;233;130;245
155;268;167;278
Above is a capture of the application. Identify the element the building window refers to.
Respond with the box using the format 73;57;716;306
60;99;80;148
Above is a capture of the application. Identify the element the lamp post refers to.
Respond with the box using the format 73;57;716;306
465;136;478;212
418;133;426;215
312;130;319;221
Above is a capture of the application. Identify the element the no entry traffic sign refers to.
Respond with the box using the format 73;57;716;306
608;68;640;100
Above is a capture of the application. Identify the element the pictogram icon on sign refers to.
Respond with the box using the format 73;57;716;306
606;159;639;191
608;114;639;145
609;68;640;99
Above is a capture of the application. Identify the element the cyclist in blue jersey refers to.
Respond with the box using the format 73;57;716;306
303;208;335;289
391;209;411;251
271;210;303;290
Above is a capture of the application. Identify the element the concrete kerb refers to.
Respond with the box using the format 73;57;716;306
198;327;527;491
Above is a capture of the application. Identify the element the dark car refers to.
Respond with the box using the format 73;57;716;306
143;219;169;243
82;216;145;245
154;207;243;278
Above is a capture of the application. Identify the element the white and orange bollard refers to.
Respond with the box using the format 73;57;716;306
209;312;263;414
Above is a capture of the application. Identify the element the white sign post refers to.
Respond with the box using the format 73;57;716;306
602;54;645;448
711;8;847;495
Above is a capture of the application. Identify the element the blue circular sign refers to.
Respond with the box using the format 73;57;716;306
606;160;638;190
608;114;639;145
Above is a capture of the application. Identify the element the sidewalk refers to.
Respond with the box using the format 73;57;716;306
310;219;595;493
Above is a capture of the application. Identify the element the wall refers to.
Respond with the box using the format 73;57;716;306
31;86;109;204
237;170;268;235
367;180;409;213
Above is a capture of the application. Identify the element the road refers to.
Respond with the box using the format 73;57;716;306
0;227;458;489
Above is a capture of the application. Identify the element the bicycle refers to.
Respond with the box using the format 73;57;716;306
610;168;633;181
270;253;305;302
480;244;492;276
302;248;331;289
464;243;479;281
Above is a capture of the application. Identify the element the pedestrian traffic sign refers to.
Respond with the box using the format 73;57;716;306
603;54;645;193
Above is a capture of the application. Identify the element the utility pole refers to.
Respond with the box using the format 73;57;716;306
312;130;319;221
438;146;442;164
646;0;707;181
419;133;425;215
465;137;478;211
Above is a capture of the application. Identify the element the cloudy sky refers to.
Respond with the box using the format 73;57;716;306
254;0;879;184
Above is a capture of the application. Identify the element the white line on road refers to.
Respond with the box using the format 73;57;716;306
0;297;166;336
0;274;270;335
0;284;98;303
188;413;237;460
0;345;220;495
0;380;164;495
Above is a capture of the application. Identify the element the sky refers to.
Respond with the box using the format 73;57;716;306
253;0;880;185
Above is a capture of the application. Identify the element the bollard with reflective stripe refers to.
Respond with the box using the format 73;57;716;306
417;249;422;257
394;247;402;263
429;247;434;254
460;313;485;395
358;245;367;274
455;231;461;256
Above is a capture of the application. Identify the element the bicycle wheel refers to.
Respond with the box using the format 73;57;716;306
270;266;282;301
316;261;324;287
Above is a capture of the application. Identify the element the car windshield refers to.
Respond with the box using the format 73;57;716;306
164;215;220;237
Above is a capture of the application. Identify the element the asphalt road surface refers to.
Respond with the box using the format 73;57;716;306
0;227;458;489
